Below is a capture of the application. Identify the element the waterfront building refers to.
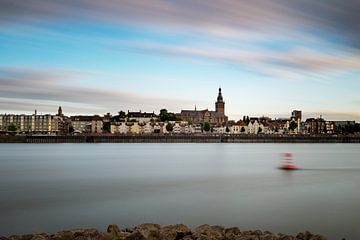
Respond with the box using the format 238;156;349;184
129;122;142;134
70;115;103;133
143;122;154;134
305;118;326;134
230;120;248;134
0;107;65;135
248;119;264;134
179;88;228;125
110;122;129;134
127;110;157;123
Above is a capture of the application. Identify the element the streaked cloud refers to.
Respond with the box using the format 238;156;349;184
0;67;198;115
1;0;360;48
115;41;360;80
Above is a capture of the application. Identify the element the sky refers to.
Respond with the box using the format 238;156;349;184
0;0;359;121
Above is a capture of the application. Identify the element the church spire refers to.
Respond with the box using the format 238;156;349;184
215;87;225;114
217;87;223;102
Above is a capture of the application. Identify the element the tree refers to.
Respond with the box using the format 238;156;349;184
258;127;262;133
159;109;168;122
289;121;298;132
102;122;110;133
159;109;178;122
7;123;17;132
246;116;250;124
226;126;230;133
203;122;211;132
69;126;74;134
240;126;245;133
166;123;173;132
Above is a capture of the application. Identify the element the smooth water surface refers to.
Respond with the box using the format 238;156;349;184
0;143;359;239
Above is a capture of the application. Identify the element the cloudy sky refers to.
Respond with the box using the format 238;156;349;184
0;0;359;121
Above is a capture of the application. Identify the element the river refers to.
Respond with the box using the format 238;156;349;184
0;143;359;239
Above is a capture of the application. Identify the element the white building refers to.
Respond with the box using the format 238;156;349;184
110;122;129;134
70;115;103;133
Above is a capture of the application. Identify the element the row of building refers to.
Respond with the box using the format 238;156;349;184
0;88;358;135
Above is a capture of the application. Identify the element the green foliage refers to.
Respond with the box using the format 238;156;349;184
289;121;298;131
258;127;262;133
102;122;110;133
7;123;17;132
159;109;177;122
240;126;245;132
203;122;211;132
336;123;360;134
166;122;173;132
69;126;74;133
226;126;230;132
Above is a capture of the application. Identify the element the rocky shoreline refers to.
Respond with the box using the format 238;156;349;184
0;224;328;240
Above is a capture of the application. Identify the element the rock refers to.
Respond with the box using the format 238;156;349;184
295;233;305;240
309;235;327;240
253;231;262;236
8;236;22;240
30;235;47;240
1;224;328;240
304;231;313;240
49;228;100;240
160;224;191;240
259;234;278;240
225;227;241;240
135;224;161;240
107;224;122;237
125;231;147;240
193;225;225;240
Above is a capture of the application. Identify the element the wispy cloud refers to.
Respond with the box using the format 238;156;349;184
114;40;360;80
1;0;360;48
0;67;197;114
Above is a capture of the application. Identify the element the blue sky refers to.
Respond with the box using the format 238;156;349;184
0;0;359;121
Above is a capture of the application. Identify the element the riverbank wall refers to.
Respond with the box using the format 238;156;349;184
1;135;360;143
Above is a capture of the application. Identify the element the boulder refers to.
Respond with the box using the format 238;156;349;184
30;235;47;240
224;227;241;240
125;231;147;240
160;224;191;240
107;224;122;237
49;228;100;240
259;234;279;240
193;225;225;240
135;224;161;240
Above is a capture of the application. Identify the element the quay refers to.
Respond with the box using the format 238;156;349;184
1;134;360;143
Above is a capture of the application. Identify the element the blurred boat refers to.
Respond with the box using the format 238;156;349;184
279;153;300;170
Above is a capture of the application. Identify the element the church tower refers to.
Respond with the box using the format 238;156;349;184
215;88;225;114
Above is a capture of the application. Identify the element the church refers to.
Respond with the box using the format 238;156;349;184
179;88;228;125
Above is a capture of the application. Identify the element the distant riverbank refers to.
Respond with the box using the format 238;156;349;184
0;223;328;240
1;134;360;143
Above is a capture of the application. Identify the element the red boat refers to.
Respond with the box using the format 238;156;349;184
279;153;300;170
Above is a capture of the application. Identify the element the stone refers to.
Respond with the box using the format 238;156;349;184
193;225;225;240
125;231;147;240
225;227;241;240
304;231;313;240
295;233;305;240
160;224;191;240
135;224;161;240
107;224;122;237
30;235;47;240
253;231;263;236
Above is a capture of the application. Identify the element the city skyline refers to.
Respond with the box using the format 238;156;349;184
1;1;360;121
